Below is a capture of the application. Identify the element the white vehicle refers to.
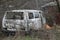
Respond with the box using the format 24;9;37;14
2;10;46;34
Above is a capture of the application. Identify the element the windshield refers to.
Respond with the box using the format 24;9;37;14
6;12;24;20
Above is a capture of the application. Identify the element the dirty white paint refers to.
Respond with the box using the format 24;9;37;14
2;10;46;31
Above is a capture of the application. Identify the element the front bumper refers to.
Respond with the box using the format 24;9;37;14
2;28;16;32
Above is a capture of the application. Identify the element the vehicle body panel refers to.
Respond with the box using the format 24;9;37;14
2;10;46;32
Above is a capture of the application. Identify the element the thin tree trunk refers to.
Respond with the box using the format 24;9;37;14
56;0;60;12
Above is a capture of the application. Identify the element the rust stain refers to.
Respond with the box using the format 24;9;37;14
44;24;53;30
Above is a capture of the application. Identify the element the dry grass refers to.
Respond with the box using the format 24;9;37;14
2;35;41;40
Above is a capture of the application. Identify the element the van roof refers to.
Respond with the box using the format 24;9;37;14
7;10;43;12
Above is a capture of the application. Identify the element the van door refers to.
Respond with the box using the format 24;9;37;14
28;12;42;30
28;12;36;30
34;12;42;30
11;12;25;31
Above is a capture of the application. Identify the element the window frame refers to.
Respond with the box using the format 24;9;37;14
28;12;34;19
34;12;40;18
5;12;24;20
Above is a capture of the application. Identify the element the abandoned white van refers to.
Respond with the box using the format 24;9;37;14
2;10;46;34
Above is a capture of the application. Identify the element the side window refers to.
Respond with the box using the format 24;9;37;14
35;13;39;18
15;12;24;20
28;13;34;19
6;12;24;20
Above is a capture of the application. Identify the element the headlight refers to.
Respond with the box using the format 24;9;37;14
5;23;15;28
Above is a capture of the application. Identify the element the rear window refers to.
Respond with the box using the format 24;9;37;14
6;12;24;20
28;13;34;19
